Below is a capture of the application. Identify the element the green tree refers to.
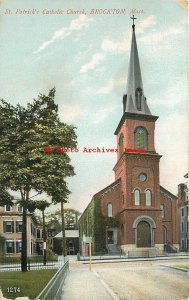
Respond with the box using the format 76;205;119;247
0;88;77;271
0;188;14;206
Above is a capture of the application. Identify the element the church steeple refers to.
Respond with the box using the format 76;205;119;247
123;16;151;115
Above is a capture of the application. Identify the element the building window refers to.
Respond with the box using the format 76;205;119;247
3;221;14;233
16;241;22;253
187;221;189;233
122;194;124;204
181;239;185;249
17;205;23;212
146;190;152;206
134;189;140;206
16;221;22;233
5;205;12;212
119;134;124;156
138;173;147;182
6;240;15;254
135;88;142;111
37;229;41;238
31;223;36;237
134;127;147;149
107;203;113;217
181;207;184;217
160;205;165;218
181;222;184;233
185;191;188;201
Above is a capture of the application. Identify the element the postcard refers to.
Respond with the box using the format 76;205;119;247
0;0;188;299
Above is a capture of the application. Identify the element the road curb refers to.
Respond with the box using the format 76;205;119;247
160;265;188;273
82;256;189;264
93;270;120;300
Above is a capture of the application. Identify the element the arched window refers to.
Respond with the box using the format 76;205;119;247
134;189;140;205
135;88;142;111
107;203;113;217
119;133;124;156
146;190;152;206
160;204;165;218
134;127;148;149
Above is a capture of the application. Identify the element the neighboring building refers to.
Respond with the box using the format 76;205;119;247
178;174;189;252
79;20;179;257
54;230;79;255
52;209;80;255
0;203;44;257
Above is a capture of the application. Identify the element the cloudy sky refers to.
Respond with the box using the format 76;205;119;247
0;0;188;212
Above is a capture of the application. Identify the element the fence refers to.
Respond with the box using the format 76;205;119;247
0;256;60;272
35;260;69;300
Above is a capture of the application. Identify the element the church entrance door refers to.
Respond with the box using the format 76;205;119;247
162;225;167;244
107;229;117;245
107;231;114;244
137;221;151;247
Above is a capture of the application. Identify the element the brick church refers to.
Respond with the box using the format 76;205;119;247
79;18;179;257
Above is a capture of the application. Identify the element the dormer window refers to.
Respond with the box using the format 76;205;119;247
135;88;142;111
5;205;12;212
17;205;23;212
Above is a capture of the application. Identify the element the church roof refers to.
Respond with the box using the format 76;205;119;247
160;185;177;200
124;22;151;115
54;230;79;239
94;178;121;198
114;112;158;135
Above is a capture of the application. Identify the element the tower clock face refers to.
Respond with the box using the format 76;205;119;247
138;173;147;182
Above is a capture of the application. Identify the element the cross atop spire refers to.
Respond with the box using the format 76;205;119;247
130;15;137;30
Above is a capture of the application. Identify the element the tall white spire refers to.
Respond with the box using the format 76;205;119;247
124;17;151;115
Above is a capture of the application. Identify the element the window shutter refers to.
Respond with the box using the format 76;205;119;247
3;221;6;233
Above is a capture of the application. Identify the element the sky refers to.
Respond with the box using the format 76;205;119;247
0;0;188;213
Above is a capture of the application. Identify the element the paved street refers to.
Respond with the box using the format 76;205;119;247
93;259;189;300
61;258;188;300
61;269;116;300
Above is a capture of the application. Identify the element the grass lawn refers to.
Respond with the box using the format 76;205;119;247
0;269;56;299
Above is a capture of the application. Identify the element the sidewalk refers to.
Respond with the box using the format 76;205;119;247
60;269;118;300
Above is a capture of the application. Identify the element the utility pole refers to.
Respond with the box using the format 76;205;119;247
89;237;92;271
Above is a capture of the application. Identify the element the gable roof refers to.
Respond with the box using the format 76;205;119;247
160;185;177;200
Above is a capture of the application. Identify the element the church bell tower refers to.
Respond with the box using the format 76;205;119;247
113;16;163;251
